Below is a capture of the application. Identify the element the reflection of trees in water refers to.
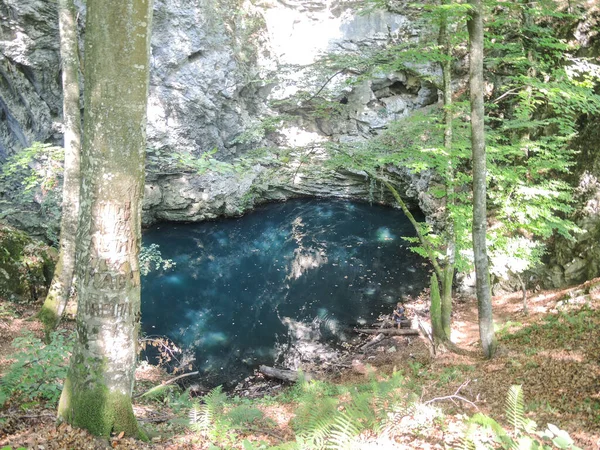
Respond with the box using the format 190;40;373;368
287;216;328;280
275;316;343;371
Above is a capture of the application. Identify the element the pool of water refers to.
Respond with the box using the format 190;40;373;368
141;199;428;387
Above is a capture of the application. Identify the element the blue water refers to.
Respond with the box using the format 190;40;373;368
141;199;428;386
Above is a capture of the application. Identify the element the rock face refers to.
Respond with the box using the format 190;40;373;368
3;0;597;288
0;0;62;158
545;115;600;287
1;0;438;229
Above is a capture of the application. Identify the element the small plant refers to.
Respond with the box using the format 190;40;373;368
139;243;176;276
189;386;231;442
461;385;581;449
0;330;73;408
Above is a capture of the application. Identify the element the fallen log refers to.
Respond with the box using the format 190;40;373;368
354;328;419;336
259;365;314;382
360;332;386;351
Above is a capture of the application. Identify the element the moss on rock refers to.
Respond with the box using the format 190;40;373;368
0;223;56;302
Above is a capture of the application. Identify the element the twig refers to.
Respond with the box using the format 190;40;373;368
134;371;199;398
355;328;418;336
239;426;285;442
424;379;478;410
492;87;520;104
137;415;175;423
0;412;56;419
303;68;346;104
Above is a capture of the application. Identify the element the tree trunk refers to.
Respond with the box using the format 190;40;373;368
467;0;496;359
39;0;81;335
57;0;153;438
430;273;446;343
438;0;455;342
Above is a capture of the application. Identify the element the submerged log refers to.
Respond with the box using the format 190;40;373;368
355;328;419;336
258;365;314;382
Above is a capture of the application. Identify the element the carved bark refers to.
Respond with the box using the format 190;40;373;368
39;0;81;335
57;0;153;438
467;0;496;359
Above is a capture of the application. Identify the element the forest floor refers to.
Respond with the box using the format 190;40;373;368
0;278;599;449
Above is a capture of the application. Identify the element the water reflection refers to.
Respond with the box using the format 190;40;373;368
141;199;428;386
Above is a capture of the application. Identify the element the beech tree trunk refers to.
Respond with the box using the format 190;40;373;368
57;0;153;438
430;273;445;343
39;0;81;335
467;0;496;359
438;0;455;342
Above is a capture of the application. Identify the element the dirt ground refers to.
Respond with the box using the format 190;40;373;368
1;279;599;449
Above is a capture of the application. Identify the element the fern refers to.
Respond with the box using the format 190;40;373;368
469;413;512;448
457;433;477;450
226;405;265;428
460;386;581;450
326;412;362;450
506;384;526;432
189;385;227;437
295;395;338;449
298;415;336;449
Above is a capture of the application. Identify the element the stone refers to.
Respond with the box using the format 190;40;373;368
0;223;56;301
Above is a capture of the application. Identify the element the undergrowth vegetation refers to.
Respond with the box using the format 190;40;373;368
0;289;596;448
0;330;73;410
183;373;580;449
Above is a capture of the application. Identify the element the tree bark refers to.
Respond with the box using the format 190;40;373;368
430;273;446;343
39;0;81;336
438;0;455;342
467;0;496;359
57;0;153;438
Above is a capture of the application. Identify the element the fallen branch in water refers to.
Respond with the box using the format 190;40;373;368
259;365;314;382
355;328;419;336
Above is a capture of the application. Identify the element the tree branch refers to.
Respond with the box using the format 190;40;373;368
424;379;478;410
134;371;199;399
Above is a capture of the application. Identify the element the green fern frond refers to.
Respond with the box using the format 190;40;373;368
506;385;526;432
189;385;227;436
457;436;477;450
298;416;336;449
295;394;338;449
189;401;212;435
470;413;508;437
326;412;362;450
204;385;226;411
345;392;377;428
